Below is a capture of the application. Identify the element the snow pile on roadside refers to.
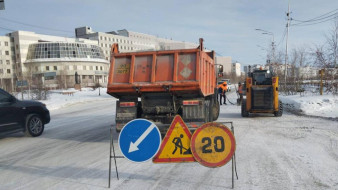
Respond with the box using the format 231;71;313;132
41;88;114;110
280;94;338;119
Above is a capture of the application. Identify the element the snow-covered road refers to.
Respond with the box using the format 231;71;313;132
0;96;337;189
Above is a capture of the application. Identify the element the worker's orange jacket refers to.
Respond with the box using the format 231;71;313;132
238;85;243;94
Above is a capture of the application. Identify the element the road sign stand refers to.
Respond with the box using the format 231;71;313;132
222;122;238;189
108;126;125;188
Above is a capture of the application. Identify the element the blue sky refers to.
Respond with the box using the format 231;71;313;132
1;0;337;67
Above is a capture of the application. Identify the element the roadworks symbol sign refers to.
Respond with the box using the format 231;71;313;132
153;115;196;163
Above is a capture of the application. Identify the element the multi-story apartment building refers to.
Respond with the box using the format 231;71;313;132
75;26;198;61
0;27;200;91
215;56;232;75
0;31;109;90
0;36;15;91
232;62;241;77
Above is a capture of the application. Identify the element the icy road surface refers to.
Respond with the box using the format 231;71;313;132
0;97;337;189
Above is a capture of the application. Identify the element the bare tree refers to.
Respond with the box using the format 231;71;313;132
313;20;338;94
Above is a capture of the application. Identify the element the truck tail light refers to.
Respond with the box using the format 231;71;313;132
120;102;136;107
247;79;252;84
183;100;200;105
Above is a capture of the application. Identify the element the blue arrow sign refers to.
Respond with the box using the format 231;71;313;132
118;119;161;162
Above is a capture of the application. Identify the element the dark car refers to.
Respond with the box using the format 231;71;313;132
0;88;50;137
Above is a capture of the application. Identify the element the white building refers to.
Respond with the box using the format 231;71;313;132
215;56;232;75
0;31;109;90
0;27;201;91
0;36;15;91
232;62;241;77
75;27;198;61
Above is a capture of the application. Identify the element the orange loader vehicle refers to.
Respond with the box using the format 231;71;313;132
241;68;283;117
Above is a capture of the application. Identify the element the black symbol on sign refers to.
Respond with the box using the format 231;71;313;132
172;134;191;155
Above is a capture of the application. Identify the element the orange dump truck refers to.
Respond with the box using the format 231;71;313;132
107;39;220;133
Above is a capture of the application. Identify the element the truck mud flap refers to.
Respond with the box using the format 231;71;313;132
182;99;206;122
115;101;137;132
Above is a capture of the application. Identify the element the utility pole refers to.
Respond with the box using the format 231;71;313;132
284;0;291;93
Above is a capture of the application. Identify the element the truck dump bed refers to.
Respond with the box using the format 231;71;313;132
107;40;216;98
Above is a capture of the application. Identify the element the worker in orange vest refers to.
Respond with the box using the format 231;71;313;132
237;82;243;105
218;81;227;105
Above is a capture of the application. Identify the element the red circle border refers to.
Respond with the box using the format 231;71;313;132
191;122;236;168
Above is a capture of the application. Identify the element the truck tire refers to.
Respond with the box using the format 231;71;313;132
25;114;44;137
241;99;249;117
204;100;211;122
212;100;220;121
274;101;283;117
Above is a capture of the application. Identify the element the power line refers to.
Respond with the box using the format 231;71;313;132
292;15;338;27
277;27;287;47
292;9;338;23
0;26;16;32
291;9;338;26
0;17;73;34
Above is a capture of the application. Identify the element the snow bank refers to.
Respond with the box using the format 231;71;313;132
280;94;338;119
27;86;337;119
40;88;115;110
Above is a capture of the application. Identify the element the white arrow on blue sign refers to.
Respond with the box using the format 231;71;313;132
118;119;161;162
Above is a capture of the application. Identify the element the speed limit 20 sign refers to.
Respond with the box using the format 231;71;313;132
191;123;236;168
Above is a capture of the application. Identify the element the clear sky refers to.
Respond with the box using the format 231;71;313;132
0;0;337;67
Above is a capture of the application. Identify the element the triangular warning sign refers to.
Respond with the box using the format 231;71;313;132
153;115;196;163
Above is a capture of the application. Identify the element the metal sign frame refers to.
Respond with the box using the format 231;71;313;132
108;121;238;189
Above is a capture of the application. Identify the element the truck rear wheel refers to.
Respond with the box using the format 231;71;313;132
274;100;283;117
241;99;249;117
212;99;220;121
204;100;211;122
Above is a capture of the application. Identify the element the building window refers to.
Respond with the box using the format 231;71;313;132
54;66;57;70
100;36;103;40
0;60;2;64
5;51;9;55
35;66;38;72
0;69;2;74
96;66;98;70
16;44;19;49
100;66;103;70
6;60;10;65
45;76;55;80
7;69;10;74
5;42;8;46
105;37;107;41
46;66;49;71
16;54;20;59
89;75;92;79
82;75;86;79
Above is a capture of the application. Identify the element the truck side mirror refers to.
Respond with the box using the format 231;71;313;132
218;65;223;73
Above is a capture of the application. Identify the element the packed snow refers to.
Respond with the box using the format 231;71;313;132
280;94;338;119
1;88;337;189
